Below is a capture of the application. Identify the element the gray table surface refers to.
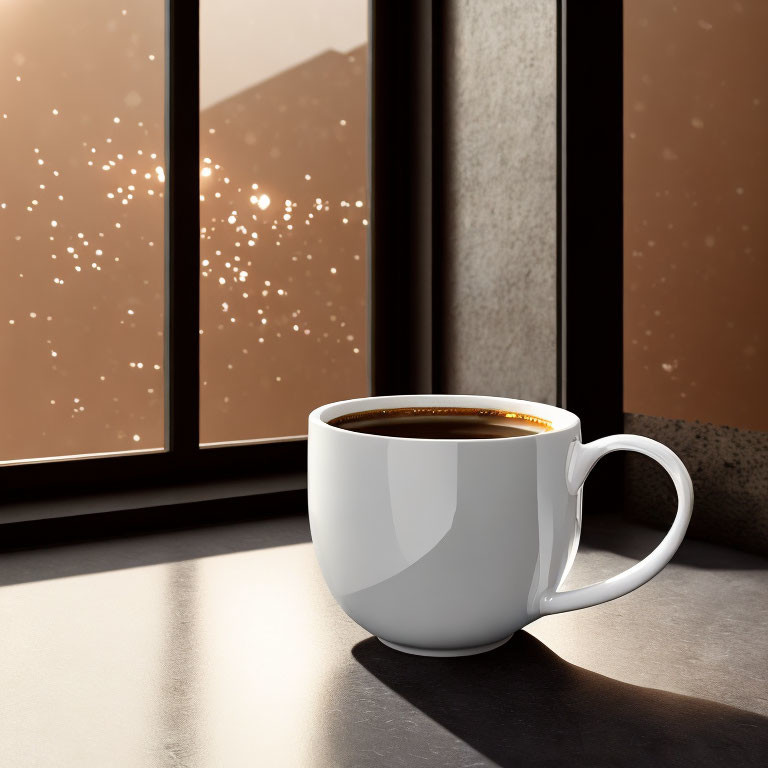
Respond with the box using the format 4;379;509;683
1;512;766;767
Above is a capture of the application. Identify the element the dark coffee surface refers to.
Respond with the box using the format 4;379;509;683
328;407;552;439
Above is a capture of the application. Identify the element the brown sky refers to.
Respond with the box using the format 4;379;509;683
200;0;366;109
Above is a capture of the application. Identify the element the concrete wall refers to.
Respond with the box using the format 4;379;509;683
442;0;558;403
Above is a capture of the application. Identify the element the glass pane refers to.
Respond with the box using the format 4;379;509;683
0;0;166;463
199;1;369;444
624;0;768;431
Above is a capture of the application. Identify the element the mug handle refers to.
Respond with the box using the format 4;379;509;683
540;434;693;615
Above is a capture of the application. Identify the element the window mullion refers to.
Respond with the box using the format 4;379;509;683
165;0;201;460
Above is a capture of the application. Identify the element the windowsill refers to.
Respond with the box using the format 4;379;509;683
0;472;306;526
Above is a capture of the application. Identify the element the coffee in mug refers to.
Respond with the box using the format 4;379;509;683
328;406;553;439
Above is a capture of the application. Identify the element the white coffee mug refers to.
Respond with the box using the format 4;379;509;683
308;395;693;657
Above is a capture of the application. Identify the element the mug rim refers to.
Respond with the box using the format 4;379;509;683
309;394;581;442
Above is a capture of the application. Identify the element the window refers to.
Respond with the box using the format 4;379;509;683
0;1;437;510
623;0;768;432
562;0;768;553
0;0;166;463
199;0;369;444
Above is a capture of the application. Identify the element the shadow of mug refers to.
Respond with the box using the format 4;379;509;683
351;633;768;767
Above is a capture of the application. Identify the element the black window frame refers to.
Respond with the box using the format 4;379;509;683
561;0;645;516
0;0;440;512
559;0;624;442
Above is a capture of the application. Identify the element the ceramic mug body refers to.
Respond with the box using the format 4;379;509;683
308;395;693;657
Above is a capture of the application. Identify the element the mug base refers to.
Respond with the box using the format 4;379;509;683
378;636;512;657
